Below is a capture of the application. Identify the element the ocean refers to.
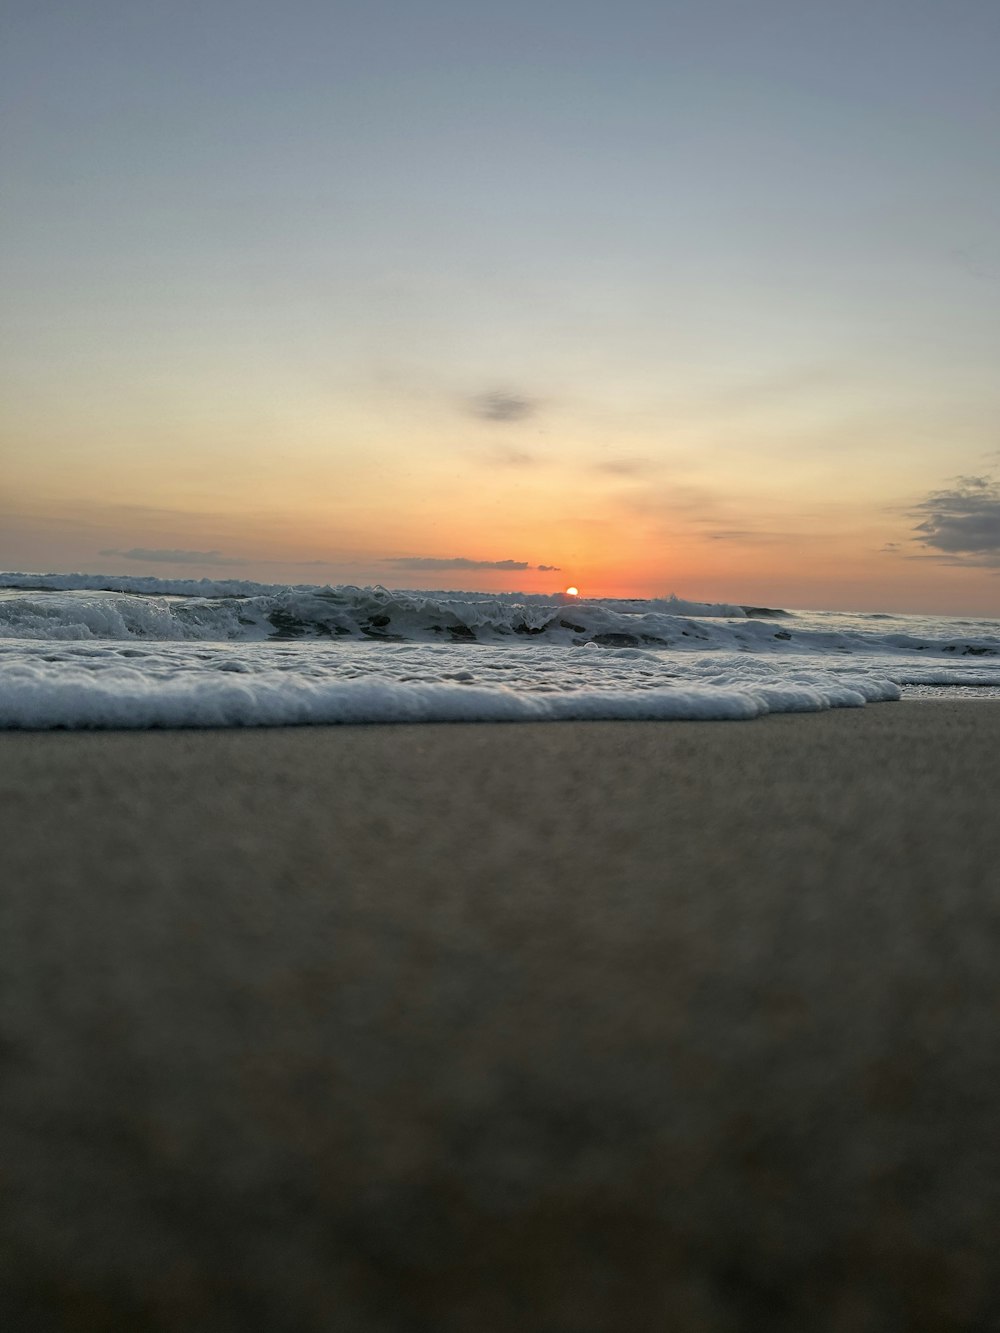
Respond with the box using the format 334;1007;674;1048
2;572;999;729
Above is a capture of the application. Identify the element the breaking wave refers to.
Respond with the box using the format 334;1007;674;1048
2;573;998;728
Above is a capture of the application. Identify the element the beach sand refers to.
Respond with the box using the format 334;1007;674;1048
2;700;999;1331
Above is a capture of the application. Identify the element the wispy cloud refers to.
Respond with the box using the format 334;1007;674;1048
593;457;656;477
705;529;787;544
706;363;847;411
485;444;537;467
911;474;1000;566
468;389;537;423
614;482;724;519
98;547;245;565
383;556;559;571
950;244;1000;283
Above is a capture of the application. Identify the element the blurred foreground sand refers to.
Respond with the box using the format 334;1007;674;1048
2;702;999;1331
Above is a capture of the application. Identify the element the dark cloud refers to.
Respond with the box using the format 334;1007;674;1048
468;390;537;423
384;556;559;572
99;547;244;565
911;475;1000;564
536;564;560;572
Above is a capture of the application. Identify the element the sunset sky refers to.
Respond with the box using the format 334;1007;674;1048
3;0;999;613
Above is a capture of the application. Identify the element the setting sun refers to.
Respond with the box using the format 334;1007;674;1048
565;587;579;597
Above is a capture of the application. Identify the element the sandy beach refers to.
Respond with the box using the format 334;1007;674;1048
2;700;999;1331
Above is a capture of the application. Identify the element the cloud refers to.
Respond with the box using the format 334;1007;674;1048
468;390;537;423
383;556;559;571
614;482;724;519
486;444;536;467
950;244;1000;282
593;457;656;477
911;475;1000;565
705;529;786;543
99;547;244;566
712;364;845;407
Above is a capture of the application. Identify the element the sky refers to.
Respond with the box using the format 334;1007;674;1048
2;0;999;613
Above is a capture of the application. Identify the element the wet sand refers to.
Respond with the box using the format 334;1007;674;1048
2;701;999;1330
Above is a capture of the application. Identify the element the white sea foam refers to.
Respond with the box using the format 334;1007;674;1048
1;574;997;729
0;645;897;729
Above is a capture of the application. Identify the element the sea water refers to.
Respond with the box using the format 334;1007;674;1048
1;572;998;729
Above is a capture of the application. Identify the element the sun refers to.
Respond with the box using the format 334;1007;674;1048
565;586;579;597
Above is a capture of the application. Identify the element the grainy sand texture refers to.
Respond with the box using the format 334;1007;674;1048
2;701;999;1331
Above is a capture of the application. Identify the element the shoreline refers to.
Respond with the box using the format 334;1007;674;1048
3;701;1000;1329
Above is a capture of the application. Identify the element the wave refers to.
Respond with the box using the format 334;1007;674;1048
0;574;776;648
1;579;997;660
0;570;761;609
1;571;303;599
4;575;999;728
